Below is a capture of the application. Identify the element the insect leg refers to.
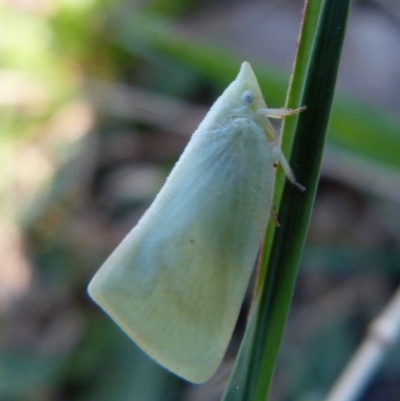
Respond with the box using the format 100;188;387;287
272;147;305;192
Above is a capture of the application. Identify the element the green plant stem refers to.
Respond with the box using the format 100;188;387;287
221;0;352;400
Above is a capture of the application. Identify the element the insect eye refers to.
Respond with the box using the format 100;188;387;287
241;90;255;105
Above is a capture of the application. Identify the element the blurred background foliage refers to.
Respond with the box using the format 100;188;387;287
1;0;400;400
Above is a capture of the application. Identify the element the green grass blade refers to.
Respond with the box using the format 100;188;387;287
221;0;352;400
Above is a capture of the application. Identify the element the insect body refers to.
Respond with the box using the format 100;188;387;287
88;62;304;383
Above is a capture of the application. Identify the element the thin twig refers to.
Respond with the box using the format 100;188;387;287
324;284;400;401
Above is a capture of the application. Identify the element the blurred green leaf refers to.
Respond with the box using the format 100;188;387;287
0;354;64;399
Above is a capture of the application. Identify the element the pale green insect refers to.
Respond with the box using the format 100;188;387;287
88;62;305;383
